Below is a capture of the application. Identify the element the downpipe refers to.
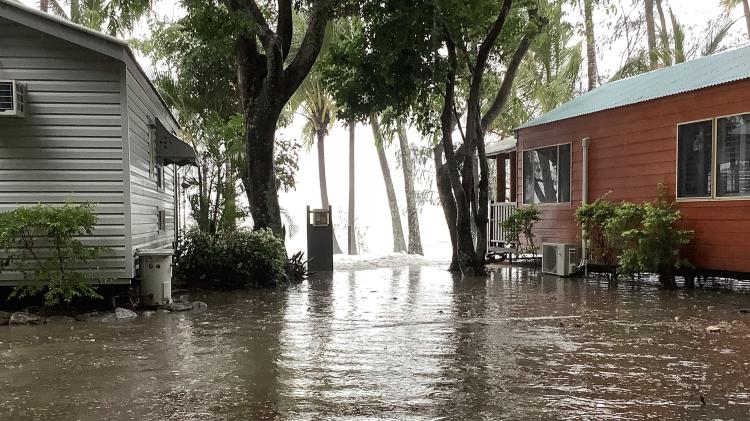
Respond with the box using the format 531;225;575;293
580;137;591;276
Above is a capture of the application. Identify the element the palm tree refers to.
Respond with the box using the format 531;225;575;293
721;0;750;39
347;120;358;255
395;120;423;255
369;113;406;253
301;77;344;254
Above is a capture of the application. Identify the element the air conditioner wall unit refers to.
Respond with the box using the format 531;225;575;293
0;80;26;117
542;243;579;277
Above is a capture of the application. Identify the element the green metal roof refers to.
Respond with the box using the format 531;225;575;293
485;136;516;156
517;45;750;130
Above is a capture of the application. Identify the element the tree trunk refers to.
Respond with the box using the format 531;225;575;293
645;0;658;70
369;113;406;253
743;0;750;39
40;0;49;12
440;44;480;275
654;0;671;67
396;121;423;255
70;0;81;23
244;112;285;237
347;121;358;255
583;0;598;91
317;130;343;254
434;146;460;271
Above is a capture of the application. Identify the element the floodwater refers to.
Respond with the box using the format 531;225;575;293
2;266;750;420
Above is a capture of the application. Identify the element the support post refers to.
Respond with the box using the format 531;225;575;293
496;154;507;202
509;151;517;202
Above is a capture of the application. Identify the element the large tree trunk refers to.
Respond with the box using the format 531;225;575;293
645;0;658;70
583;0;598;91
347;121;358;255
244;113;285;236
434;146;459;271
396;121;423;255
440;43;481;275
370;113;406;253
743;0;750;39
230;0;330;245
317;130;343;254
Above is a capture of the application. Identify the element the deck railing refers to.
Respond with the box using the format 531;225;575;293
487;201;517;255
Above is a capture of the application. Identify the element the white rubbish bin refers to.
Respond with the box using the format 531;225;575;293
138;249;174;307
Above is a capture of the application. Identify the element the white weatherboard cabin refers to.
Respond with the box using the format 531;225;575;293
0;0;196;287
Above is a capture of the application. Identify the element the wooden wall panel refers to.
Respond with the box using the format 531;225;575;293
515;78;750;273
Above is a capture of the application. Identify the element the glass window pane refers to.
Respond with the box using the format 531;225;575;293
677;120;713;198
558;144;571;202
717;114;750;197
523;150;534;204
534;146;559;203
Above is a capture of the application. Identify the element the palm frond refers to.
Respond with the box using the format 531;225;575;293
702;17;738;56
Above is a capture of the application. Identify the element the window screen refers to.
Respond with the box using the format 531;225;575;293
677;120;713;198
522;144;571;204
717;113;750;197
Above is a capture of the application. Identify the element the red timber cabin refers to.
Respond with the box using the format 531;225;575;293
489;45;750;275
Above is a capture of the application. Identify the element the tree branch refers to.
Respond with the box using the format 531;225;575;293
235;0;276;46
475;0;513;75
481;11;545;130
282;0;331;99
277;0;293;60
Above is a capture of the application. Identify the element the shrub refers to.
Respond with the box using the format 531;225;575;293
501;205;541;256
604;186;692;288
575;193;619;268
0;203;105;306
175;228;288;289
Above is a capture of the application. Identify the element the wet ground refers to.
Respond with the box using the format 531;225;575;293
2;265;750;420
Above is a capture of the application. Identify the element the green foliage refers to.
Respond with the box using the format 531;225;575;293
0;204;105;306
603;187;692;287
575;193;619;267
501;205;541;255
175;228;289;290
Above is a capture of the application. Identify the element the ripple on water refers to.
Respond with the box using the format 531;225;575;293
1;265;750;420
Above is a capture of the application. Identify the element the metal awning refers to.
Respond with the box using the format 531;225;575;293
485;136;516;157
154;118;197;166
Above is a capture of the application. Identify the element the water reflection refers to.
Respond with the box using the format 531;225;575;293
2;265;750;420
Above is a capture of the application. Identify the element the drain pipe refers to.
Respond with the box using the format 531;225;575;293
581;137;591;273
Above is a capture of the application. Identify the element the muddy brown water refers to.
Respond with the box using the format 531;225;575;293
1;266;750;420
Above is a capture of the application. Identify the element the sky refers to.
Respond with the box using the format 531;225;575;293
17;0;750;258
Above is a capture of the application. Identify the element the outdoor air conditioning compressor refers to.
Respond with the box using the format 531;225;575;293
542;243;580;277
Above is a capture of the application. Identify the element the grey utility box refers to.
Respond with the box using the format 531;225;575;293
306;206;334;271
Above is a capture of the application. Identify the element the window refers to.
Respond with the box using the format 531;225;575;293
717;113;750;197
677;112;750;199
677;120;713;198
523;143;571;204
148;117;157;179
155;164;164;190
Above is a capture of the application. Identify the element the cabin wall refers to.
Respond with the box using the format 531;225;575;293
515;78;750;273
125;67;176;264
0;17;129;284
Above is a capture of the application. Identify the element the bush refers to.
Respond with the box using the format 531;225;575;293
501;205;541;256
175;228;289;289
575;193;619;268
604;186;692;288
0;203;105;306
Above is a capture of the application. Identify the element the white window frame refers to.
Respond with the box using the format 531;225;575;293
521;141;572;206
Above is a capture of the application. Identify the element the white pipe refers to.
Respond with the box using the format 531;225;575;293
581;137;591;267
